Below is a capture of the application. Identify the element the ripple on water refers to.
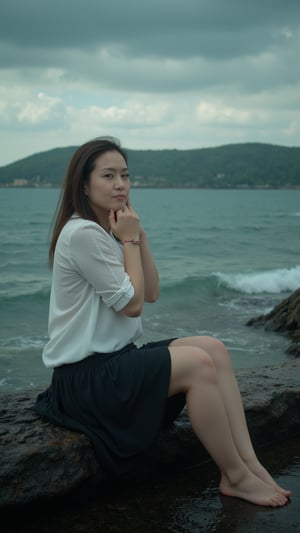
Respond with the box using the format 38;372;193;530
2;438;300;533
169;440;300;533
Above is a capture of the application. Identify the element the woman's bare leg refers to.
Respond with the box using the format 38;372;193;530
168;344;288;507
169;337;291;498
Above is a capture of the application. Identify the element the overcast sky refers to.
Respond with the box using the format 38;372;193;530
0;0;299;166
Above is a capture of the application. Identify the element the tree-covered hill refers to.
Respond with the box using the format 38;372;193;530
0;142;299;188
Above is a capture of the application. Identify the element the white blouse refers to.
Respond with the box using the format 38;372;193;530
42;215;143;368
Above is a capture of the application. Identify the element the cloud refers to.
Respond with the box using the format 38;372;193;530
1;0;298;58
16;92;66;127
0;0;299;165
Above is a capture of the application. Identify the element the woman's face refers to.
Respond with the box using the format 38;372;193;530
84;150;130;217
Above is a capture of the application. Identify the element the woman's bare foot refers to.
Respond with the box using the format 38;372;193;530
219;470;288;507
245;458;291;498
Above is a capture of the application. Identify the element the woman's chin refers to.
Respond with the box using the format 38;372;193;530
113;200;127;210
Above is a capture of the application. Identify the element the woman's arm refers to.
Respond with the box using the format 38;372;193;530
109;203;159;313
139;228;159;302
121;240;145;316
109;205;146;317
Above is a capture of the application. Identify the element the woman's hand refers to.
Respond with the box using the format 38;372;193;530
109;200;141;243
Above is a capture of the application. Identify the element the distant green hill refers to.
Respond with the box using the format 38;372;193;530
0;142;299;188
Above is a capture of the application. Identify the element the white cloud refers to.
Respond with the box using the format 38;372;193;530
280;27;294;40
17;92;65;125
71;101;169;127
197;102;248;125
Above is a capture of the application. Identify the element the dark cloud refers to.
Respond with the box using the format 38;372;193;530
0;0;299;62
1;0;299;97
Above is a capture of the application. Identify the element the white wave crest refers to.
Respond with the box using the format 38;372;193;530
216;265;300;294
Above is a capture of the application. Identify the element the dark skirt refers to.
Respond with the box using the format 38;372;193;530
34;339;186;477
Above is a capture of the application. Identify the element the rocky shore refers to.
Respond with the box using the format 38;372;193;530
1;289;300;510
247;287;300;356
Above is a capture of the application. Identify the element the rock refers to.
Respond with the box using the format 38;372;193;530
287;343;300;357
247;287;300;354
1;361;300;509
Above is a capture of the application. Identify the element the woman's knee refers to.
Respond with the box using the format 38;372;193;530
210;338;232;370
170;335;232;371
196;336;232;371
168;346;217;395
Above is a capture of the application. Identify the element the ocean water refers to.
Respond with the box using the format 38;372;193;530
0;187;299;391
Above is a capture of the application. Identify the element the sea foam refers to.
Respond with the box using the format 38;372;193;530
216;265;300;294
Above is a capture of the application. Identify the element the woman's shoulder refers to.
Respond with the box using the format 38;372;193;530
57;215;101;245
63;215;103;234
61;215;114;250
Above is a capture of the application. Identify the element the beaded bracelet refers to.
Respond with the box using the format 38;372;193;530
122;238;141;246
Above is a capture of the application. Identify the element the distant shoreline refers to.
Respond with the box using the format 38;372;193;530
1;185;300;190
1;143;299;189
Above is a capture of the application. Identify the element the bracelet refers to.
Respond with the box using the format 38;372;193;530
122;238;141;246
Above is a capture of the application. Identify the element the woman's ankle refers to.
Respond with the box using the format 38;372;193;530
220;463;249;487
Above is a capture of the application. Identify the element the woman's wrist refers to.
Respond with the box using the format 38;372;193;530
122;238;141;246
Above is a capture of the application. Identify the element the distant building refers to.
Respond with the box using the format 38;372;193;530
12;179;29;187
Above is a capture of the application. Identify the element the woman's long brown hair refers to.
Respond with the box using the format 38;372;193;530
48;137;128;266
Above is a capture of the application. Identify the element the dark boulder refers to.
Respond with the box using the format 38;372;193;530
287;342;300;356
247;287;300;356
1;361;300;509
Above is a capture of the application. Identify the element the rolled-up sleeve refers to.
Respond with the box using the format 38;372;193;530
68;224;133;311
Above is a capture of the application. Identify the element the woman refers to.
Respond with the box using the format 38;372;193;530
35;137;290;507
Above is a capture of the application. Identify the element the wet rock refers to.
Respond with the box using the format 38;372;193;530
247;287;300;354
1;360;300;509
287;343;300;357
